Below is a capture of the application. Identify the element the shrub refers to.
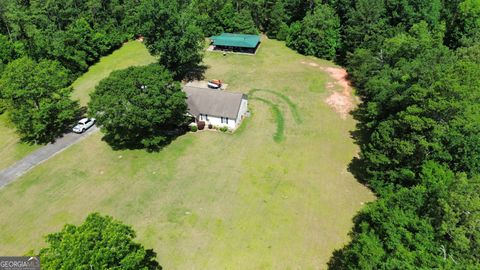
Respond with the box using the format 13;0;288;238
208;124;213;129
197;121;205;130
219;126;228;132
190;125;198;132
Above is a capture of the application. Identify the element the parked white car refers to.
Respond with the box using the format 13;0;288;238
72;118;95;133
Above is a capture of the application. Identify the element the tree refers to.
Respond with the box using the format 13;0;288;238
137;0;204;80
332;13;480;268
433;176;480;266
342;0;388;56
232;9;258;34
39;213;161;270
0;0;131;75
329;185;443;269
455;0;480;47
286;4;340;60
263;0;288;38
88;64;188;150
383;0;442;30
281;0;313;23
329;163;480;269
0;34;17;71
344;22;480;189
0;57;79;143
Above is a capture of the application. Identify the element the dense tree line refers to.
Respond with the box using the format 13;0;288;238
325;1;480;268
0;0;134;76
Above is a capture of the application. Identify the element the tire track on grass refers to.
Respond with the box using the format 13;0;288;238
251;97;285;143
249;89;302;124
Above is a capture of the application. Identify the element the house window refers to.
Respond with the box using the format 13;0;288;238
225;118;228;124
205;114;209;121
199;114;203;121
221;117;228;124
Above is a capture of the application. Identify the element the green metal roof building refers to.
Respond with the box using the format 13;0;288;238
209;33;260;54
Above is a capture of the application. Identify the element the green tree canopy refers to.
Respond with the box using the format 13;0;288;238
286;4;340;60
344;22;480;188
456;0;480;46
136;0;204;80
39;213;161;270
0;34;19;68
0;57;79;143
329;162;480;269
329;16;480;270
88;64;188;150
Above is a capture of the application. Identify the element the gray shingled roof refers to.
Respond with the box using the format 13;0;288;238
183;86;246;119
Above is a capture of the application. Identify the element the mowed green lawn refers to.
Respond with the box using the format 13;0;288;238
72;41;156;106
0;114;40;170
0;38;374;269
0;41;156;170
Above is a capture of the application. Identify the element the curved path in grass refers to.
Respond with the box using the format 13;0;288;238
249;88;302;124
251;97;285;142
249;88;303;142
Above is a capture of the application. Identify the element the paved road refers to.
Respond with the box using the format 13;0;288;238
0;126;99;188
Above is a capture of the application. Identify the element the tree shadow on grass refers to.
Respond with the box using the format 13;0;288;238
77;106;88;117
181;64;208;82
346;106;373;186
143;249;163;270
101;127;188;152
347;156;370;186
17;105;86;145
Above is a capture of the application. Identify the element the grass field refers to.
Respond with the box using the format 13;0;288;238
0;114;40;170
0;38;373;269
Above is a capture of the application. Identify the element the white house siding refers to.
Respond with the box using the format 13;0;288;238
198;114;237;129
235;98;248;124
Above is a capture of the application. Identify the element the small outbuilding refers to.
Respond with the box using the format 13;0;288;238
183;86;248;130
209;33;260;54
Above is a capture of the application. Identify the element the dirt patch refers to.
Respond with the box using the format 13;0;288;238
301;61;354;119
325;92;353;119
322;67;354;119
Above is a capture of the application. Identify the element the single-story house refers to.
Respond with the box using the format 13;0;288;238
183;86;248;130
209;33;260;54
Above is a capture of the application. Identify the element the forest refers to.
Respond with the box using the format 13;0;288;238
0;0;479;268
